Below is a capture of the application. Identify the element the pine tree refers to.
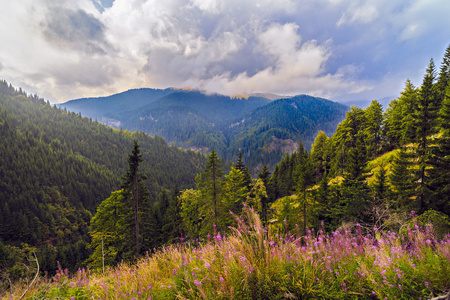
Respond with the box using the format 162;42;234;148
162;186;184;244
121;140;148;257
198;150;224;231
383;99;403;150
295;143;313;234
400;79;419;143
310;131;329;182
437;44;450;103
339;138;370;223
258;165;271;225
364;100;383;158
429;85;450;214
413;59;439;213
235;151;252;190
389;148;414;210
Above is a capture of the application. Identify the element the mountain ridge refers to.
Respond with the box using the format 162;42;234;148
60;88;349;172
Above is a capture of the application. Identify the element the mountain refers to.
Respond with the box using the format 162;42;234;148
61;89;348;173
226;95;349;173
0;81;206;272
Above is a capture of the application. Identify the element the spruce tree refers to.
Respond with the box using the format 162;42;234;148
437;44;450;103
413;59;439;213
310;131;329;182
198;150;224;231
364;100;383;158
235;151;252;190
389;148;414;210
162;186;184;244
429;85;450;214
400;79;419;143
295;144;313;234
121;140;148;257
258;165;271;225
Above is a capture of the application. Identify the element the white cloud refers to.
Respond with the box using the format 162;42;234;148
187;23;367;98
0;0;448;104
337;2;378;26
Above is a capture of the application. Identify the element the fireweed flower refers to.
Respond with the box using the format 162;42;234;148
194;280;202;286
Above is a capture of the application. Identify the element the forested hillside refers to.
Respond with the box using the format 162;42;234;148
2;46;450;300
61;90;348;173
226;95;348;172
0;81;205;277
150;46;450;250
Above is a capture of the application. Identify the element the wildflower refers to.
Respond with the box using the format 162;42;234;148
205;261;211;268
219;276;224;283
424;281;430;287
217;233;222;240
240;256;246;262
398;284;402;291
194;280;202;286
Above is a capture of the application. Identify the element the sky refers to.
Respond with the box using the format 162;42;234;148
0;0;449;105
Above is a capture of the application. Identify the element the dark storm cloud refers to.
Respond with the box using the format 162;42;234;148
42;7;109;55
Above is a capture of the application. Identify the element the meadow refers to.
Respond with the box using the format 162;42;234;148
4;207;450;300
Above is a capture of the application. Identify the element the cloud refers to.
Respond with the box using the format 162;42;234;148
337;2;378;26
42;8;110;54
0;0;448;104
187;23;367;98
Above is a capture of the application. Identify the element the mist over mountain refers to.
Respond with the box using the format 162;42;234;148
61;89;348;173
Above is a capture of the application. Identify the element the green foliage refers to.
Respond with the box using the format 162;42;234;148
63;90;348;174
86;190;126;270
0;80;205;275
13;206;450;300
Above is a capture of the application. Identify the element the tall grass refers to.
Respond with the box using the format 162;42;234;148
3;207;450;299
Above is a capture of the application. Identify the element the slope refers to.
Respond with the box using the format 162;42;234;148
0;81;206;272
61;90;348;174
226;95;348;173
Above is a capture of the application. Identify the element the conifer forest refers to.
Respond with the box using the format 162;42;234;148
1;46;450;299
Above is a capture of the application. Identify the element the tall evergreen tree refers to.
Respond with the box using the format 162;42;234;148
364;100;383;158
429;85;450;214
121;140;148;257
413;59;439;213
389;148;414;210
258;165;271;225
437;44;450;103
162;186;184;244
198;150;224;231
310;131;329;182
295;143;313;234
235;151;252;190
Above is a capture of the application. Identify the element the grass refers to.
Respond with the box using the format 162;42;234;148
2;207;450;299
